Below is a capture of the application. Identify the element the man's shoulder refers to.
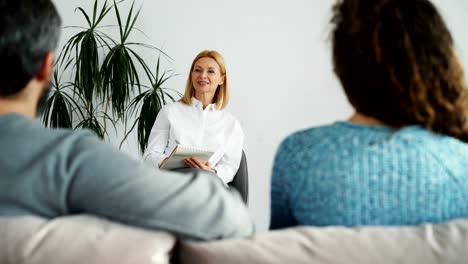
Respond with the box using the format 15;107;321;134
46;127;146;175
0;113;96;145
53;127;101;148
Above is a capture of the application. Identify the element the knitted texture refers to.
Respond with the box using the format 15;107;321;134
270;122;468;229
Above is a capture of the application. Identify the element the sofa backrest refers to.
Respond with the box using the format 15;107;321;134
176;218;468;264
3;214;468;264
0;215;175;264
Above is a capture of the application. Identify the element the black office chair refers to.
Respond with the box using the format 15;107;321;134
228;150;248;204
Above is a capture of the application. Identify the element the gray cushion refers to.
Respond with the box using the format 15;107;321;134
177;218;468;264
0;214;175;264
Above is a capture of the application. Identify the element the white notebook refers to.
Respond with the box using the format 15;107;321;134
159;144;214;170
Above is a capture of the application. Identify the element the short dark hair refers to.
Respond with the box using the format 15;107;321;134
331;0;468;141
0;0;61;96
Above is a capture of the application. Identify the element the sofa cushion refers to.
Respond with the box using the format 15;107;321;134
176;218;468;264
0;214;176;264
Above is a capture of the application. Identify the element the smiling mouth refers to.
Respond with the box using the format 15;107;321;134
198;81;209;85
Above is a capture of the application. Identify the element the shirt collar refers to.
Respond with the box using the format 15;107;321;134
191;97;216;111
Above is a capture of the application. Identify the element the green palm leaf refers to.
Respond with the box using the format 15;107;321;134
43;0;176;155
122;57;180;154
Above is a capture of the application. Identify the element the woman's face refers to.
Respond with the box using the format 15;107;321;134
191;57;224;99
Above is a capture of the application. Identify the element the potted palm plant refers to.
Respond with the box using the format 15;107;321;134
42;0;179;154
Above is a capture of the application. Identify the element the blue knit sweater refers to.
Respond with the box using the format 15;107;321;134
270;121;468;229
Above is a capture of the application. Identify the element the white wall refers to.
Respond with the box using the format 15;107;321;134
53;0;468;232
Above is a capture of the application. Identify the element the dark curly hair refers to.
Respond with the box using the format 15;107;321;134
331;0;468;141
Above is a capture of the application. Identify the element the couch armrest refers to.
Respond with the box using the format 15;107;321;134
0;214;176;264
176;218;468;264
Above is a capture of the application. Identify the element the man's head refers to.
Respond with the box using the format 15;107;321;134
0;0;61;115
331;0;468;141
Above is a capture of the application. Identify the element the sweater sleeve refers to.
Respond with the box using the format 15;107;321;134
269;136;297;229
66;133;255;240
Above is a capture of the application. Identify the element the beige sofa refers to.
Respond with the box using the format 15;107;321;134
1;214;468;264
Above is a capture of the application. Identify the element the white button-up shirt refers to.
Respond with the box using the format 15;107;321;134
143;98;244;184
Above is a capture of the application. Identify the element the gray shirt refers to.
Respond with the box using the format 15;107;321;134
0;114;254;240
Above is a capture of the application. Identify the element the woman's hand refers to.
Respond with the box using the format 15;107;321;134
183;157;216;174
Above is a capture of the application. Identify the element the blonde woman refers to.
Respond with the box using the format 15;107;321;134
144;50;244;184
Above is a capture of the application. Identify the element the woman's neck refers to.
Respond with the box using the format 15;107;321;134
348;112;386;126
195;94;214;110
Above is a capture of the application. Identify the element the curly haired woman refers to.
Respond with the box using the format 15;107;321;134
270;0;468;229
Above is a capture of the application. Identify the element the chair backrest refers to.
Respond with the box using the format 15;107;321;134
228;150;248;204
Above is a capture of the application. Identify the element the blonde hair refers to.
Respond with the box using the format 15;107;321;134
180;50;230;109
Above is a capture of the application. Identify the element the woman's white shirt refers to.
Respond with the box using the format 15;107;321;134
143;98;244;184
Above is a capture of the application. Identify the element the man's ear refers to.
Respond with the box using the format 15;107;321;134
36;52;54;83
